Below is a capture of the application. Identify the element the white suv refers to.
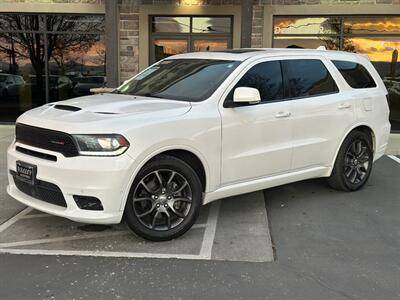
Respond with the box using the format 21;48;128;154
7;49;391;241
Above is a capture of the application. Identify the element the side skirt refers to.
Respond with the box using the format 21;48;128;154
203;166;331;205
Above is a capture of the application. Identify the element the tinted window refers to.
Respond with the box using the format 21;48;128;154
332;60;377;89
283;59;339;98
227;61;283;104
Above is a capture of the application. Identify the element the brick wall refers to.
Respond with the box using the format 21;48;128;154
119;0;140;82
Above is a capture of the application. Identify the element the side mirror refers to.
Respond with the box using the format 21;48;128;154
233;87;261;105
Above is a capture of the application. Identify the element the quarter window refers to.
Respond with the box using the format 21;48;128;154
332;60;377;89
226;61;284;105
283;59;339;98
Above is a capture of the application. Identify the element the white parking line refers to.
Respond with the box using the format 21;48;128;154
199;201;221;259
0;248;206;260
0;207;32;233
20;213;52;220
388;155;400;164
0;202;218;260
0;231;130;248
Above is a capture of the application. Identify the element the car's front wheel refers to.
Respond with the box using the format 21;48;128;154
328;130;373;191
124;155;202;241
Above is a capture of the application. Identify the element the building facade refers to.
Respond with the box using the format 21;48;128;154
0;0;399;132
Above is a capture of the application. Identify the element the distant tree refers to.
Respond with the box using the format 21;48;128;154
0;14;101;92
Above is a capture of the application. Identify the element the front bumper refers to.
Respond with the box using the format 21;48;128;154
7;141;134;224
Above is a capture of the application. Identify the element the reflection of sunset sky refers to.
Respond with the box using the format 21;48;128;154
350;38;400;62
344;18;400;34
194;40;228;51
155;40;187;55
274;17;338;34
274;17;400;62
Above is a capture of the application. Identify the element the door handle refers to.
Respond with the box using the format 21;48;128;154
338;103;351;109
275;111;291;118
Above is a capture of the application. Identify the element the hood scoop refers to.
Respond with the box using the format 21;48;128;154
54;104;82;112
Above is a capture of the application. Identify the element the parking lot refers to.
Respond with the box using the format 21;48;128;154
1;125;400;299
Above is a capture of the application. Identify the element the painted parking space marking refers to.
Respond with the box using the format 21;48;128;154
199;201;221;259
388;155;400;164
0;207;32;234
0;202;226;261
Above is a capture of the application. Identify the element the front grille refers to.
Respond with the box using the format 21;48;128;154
16;146;57;162
11;171;67;207
16;123;79;157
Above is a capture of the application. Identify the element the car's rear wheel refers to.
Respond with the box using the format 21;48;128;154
328;130;373;191
124;155;202;241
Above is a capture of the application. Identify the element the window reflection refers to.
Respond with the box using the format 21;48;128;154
192;17;232;33
344;17;400;35
0;33;46;121
274;17;341;35
49;35;106;100
0;14;46;31
154;39;188;62
273;36;340;50
193;39;229;52
152;17;190;33
0;13;105;121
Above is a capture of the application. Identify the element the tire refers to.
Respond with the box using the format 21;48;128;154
124;155;202;241
328;130;373;192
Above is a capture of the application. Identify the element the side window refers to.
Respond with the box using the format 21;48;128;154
283;59;339;98
332;60;377;89
226;60;283;105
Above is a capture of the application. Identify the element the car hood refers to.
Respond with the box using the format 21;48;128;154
17;93;192;133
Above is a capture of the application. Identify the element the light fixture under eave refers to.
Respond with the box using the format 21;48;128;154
179;0;202;6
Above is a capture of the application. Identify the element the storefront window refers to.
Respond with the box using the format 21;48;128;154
150;15;233;64
152;17;190;33
273;15;400;132
0;13;105;122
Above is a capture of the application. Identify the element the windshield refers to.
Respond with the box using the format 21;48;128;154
116;59;241;102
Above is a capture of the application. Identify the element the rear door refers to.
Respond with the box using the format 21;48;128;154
284;57;355;170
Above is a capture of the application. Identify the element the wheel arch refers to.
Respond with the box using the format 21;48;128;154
330;123;376;173
121;145;210;211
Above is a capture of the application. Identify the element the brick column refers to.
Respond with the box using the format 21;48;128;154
119;0;140;83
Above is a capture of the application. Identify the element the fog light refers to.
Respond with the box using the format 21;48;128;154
73;195;104;211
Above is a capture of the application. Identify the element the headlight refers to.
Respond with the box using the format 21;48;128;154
73;134;130;156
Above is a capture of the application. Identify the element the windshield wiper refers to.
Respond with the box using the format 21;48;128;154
142;93;164;99
113;90;125;94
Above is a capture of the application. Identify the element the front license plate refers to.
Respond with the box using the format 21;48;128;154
16;161;37;185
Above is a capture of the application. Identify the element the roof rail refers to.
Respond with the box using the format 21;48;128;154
317;46;327;51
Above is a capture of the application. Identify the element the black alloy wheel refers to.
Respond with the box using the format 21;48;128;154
328;130;373;191
124;155;202;241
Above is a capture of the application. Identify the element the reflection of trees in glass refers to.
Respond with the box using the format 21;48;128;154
51;35;99;75
0;14;101;90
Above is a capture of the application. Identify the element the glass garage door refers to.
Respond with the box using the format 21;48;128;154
149;16;233;63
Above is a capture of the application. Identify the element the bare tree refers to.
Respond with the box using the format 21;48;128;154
0;14;101;96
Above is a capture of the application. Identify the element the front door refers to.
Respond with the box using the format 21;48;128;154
220;60;293;185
